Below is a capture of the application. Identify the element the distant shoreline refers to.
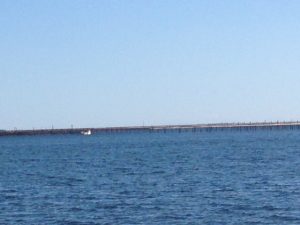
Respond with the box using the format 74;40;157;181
1;121;300;137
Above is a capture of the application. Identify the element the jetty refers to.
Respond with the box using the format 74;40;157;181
1;121;300;137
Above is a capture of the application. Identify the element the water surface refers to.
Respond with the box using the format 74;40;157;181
0;130;299;224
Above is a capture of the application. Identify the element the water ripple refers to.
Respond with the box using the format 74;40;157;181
0;130;299;224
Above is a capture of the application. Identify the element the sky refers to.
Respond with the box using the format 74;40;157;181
1;0;300;130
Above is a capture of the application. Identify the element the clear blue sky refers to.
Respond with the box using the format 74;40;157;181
1;0;300;130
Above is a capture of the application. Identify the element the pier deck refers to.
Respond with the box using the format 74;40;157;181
1;121;300;137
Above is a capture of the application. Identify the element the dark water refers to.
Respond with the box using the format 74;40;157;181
0;130;299;225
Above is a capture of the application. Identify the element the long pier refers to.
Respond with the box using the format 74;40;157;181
1;121;300;137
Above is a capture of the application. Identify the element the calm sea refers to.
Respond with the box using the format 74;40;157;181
0;130;299;224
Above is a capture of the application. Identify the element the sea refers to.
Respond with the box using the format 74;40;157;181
0;129;299;224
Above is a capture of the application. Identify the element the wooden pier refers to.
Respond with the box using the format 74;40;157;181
1;121;300;137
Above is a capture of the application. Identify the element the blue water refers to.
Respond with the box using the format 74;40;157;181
0;130;299;224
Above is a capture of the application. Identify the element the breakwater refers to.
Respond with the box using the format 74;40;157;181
1;121;300;137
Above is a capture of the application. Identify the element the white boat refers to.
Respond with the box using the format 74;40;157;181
81;129;92;135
